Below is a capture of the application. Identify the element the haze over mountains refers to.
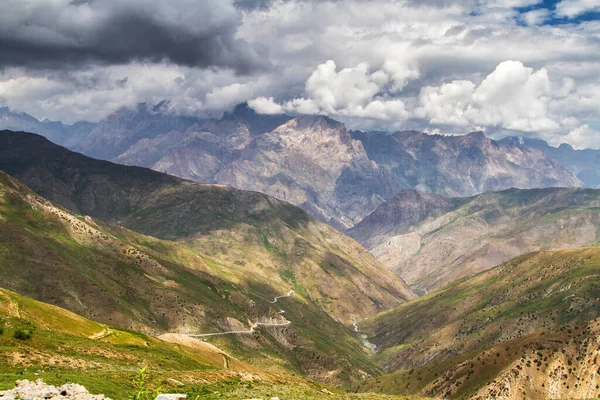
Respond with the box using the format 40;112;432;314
0;103;588;231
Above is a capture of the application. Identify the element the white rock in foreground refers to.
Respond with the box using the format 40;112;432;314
0;379;110;400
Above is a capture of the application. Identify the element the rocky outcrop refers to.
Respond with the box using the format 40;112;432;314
0;380;110;400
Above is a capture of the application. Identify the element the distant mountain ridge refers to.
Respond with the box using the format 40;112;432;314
353;130;582;197
0;104;585;229
500;135;600;188
0;107;95;148
349;186;600;291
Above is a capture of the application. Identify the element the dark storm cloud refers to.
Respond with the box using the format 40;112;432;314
0;0;269;73
234;0;273;11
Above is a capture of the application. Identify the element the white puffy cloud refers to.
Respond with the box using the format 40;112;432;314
555;0;600;18
521;9;551;25
417;61;559;132
560;124;598;149
249;60;411;121
248;97;285;114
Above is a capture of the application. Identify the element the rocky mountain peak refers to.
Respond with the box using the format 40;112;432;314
293;114;344;130
221;102;292;135
278;115;354;147
464;130;487;141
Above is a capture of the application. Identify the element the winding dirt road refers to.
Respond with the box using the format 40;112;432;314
182;290;295;338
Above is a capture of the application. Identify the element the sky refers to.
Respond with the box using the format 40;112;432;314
0;0;599;148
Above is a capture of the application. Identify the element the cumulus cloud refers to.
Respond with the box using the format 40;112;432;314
417;61;558;132
521;9;551;25
1;0;600;148
0;0;268;73
560;124;597;149
555;0;600;18
249;60;411;121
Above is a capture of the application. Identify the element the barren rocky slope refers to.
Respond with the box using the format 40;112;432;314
500;136;600;188
350;187;600;291
355;247;600;399
352;130;582;197
347;190;467;250
215;115;399;229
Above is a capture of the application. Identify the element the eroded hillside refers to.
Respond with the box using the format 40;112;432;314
356;247;600;399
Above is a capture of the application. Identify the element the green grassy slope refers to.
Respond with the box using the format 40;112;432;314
0;288;427;400
0;170;381;385
355;247;600;399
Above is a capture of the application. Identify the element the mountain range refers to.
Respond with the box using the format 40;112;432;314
0;104;587;230
500;136;600;188
0;127;599;399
